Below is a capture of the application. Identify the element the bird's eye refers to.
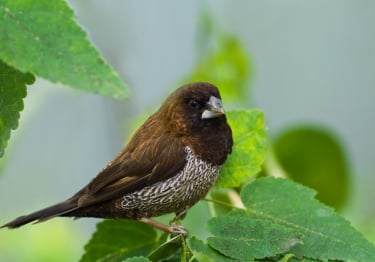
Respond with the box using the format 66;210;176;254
189;99;201;109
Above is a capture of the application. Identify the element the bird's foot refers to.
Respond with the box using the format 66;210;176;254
169;216;187;237
168;224;187;236
139;217;187;236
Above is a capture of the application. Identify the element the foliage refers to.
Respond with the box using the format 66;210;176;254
216;110;267;188
0;0;128;99
80;220;159;262
187;12;251;105
123;258;151;262
81;178;375;261
0;60;34;157
273;126;350;209
209;177;375;261
0;0;129;158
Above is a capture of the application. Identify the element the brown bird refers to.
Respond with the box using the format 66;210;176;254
1;82;233;234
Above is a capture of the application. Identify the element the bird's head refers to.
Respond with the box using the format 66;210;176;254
159;82;228;136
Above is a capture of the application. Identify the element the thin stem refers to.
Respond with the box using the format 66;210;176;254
263;146;288;178
180;235;191;262
204;197;242;210
206;192;218;218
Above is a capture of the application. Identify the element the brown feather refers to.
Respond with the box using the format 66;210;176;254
1;82;233;229
75;116;187;207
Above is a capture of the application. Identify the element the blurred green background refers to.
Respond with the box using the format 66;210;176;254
1;1;374;261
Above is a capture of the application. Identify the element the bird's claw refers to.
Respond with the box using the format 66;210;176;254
169;225;187;236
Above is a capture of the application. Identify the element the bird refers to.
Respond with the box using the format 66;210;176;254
1;82;233;234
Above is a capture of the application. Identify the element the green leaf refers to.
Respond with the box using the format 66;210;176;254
277;253;295;262
188;237;235;262
208;189;240;217
123;257;151;262
0;60;35;157
147;234;181;262
190;13;252;104
0;0;129;99
80;220;158;262
273;126;350;209
276;253;320;262
215;109;267;188
207;209;302;261
239;177;375;261
188;35;251;103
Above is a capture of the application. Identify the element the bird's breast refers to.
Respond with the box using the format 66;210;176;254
120;146;221;218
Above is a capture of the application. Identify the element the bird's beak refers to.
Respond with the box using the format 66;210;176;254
202;96;225;119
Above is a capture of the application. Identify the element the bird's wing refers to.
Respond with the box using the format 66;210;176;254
75;119;187;208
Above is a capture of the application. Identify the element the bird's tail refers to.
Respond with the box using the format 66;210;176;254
1;200;77;229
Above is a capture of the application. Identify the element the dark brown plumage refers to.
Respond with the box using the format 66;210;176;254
1;82;233;234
